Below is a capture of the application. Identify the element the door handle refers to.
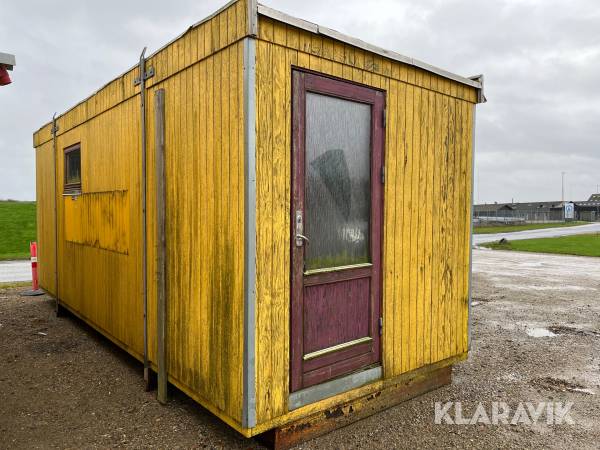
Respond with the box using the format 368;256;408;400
296;233;310;244
295;210;309;247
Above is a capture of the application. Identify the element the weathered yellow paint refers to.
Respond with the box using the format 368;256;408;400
34;1;478;438
34;0;248;429
35;140;57;296
64;191;130;254
254;15;477;426
145;33;246;425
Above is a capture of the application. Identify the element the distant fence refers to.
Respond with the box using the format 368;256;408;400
474;210;564;225
474;207;600;225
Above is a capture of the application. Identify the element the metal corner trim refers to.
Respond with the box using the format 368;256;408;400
248;0;258;36
468;105;476;350
242;36;257;430
468;74;486;104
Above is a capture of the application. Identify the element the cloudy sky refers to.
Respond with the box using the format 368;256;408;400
1;0;599;203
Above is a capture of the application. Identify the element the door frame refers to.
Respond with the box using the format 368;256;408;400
290;68;386;393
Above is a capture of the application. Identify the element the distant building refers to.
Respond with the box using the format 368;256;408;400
508;201;565;222
474;198;600;223
473;203;514;215
575;197;600;221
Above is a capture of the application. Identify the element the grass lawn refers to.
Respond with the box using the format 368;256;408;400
0;201;36;260
482;233;600;257
474;221;589;234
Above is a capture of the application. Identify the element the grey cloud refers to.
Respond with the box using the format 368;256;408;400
1;0;599;203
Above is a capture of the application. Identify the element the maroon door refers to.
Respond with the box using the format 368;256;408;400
291;70;385;392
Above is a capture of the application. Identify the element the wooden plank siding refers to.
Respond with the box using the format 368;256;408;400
253;15;476;427
35;140;57;296
146;39;245;426
51;95;144;362
33;0;248;429
33;1;478;436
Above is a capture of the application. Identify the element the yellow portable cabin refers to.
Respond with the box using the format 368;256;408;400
33;0;484;445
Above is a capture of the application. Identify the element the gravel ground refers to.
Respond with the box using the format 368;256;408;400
1;249;599;449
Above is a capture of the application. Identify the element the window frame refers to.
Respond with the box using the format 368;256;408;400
63;143;82;194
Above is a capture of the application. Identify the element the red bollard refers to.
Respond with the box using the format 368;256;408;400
30;242;39;291
21;241;44;296
0;66;12;86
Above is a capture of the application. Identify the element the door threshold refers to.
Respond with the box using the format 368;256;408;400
288;366;382;411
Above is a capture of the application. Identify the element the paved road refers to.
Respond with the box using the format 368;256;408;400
0;260;30;283
473;222;600;245
2;223;597;283
472;247;600;287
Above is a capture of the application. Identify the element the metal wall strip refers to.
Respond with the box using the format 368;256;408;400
468;105;477;350
247;0;258;36
467;74;484;349
242;36;257;429
303;337;373;361
51;114;59;309
138;48;150;383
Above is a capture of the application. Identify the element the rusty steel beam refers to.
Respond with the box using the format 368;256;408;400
258;366;452;449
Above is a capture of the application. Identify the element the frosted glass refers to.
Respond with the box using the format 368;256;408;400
305;93;371;271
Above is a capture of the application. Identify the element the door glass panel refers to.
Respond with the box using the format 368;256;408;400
305;92;371;271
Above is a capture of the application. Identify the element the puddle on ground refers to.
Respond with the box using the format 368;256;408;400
526;327;557;338
571;387;596;395
531;377;595;395
502;284;596;291
548;325;600;338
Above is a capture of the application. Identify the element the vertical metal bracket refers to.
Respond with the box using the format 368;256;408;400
134;66;155;86
138;46;151;387
51;118;59;135
51;112;60;312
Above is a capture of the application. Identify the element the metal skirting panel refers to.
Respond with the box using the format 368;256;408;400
289;366;382;411
242;36;258;429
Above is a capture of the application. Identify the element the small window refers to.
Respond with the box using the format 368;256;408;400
64;144;81;193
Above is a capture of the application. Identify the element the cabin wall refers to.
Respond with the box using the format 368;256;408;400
145;38;246;425
35;140;57;295
253;16;476;427
33;0;248;427
50;96;144;358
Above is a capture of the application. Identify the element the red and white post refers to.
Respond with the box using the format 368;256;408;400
21;241;44;296
30;241;39;291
